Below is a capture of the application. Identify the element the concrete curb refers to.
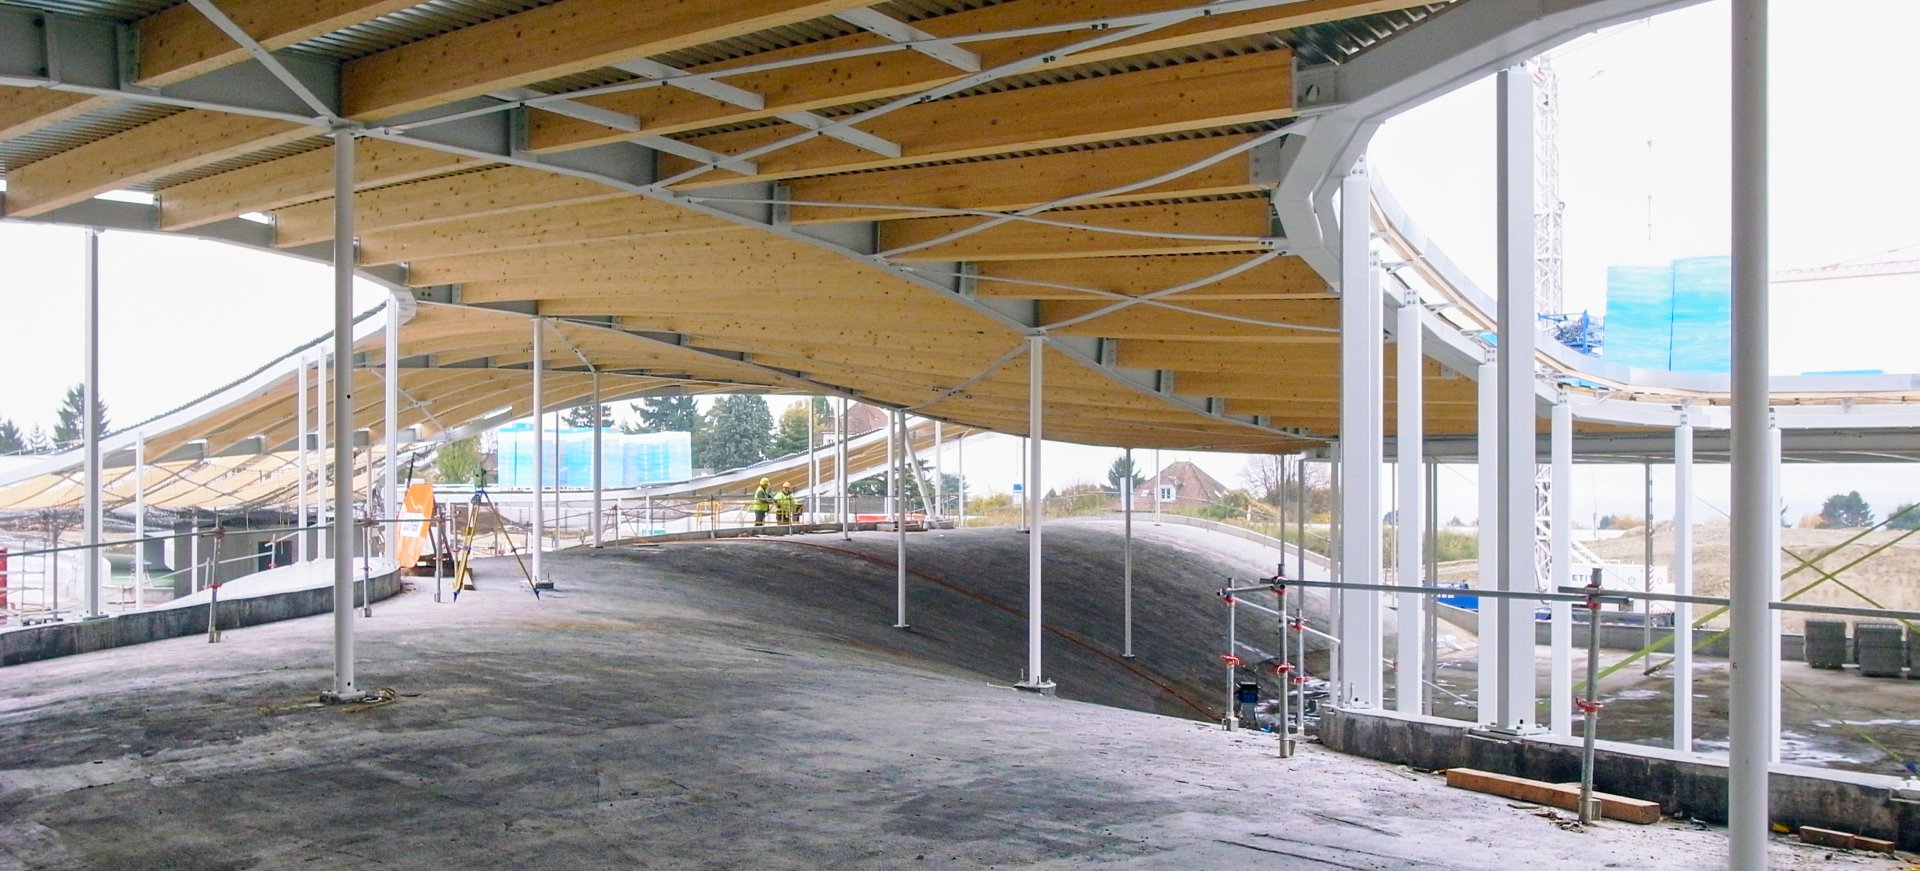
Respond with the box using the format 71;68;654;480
1;570;402;667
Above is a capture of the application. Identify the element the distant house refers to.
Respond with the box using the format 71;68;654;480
1128;460;1228;511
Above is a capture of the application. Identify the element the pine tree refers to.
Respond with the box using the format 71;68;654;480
563;403;614;428
0;418;24;454
1818;491;1874;528
27;425;51;454
702;395;774;472
53;383;110;448
623;396;699;434
1105;454;1142;493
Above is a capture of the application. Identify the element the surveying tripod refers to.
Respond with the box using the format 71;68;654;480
451;484;547;599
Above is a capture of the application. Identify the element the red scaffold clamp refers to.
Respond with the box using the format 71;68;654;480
1575;697;1604;715
1274;662;1293;675
1219;653;1242;667
1292;675;1308;686
1289;618;1305;633
1222;595;1236;605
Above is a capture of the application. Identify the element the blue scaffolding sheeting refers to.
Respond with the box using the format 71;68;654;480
495;423;692;488
1605;255;1731;373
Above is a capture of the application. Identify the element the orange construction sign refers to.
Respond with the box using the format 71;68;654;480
394;482;435;568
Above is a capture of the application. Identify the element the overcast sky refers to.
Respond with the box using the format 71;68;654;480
3;0;1917;525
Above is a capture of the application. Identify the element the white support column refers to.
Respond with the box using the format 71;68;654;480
551;410;561;551
383;294;400;562
933;422;945;520
838;397;850;540
324;128;361;703
531;318;545;584
1728;1;1772;860
1494;66;1539;732
1476;358;1498;723
1336;157;1383;709
1123;446;1135;659
807;408;817;525
1672;417;1695;751
894;409;908;628
133;431;146;608
296;354;309;563
1394;300;1424;714
957;433;967;527
1550;396;1574;736
315;353;328;559
1016;335;1052;692
1153;448;1163;525
590;372;603;547
82;229;104;619
1767;420;1783;763
885;413;897;517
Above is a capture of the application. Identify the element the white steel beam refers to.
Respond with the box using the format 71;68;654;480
1672;416;1694;751
297;354;309;563
1336;157;1382;709
591;371;603;547
324;129;361;703
835;8;982;72
81;229;103;619
1550;395;1573;735
1493;66;1538;732
383;294;400;560
1016;335;1053;693
531;318;545;583
1394;299;1423;714
1476;357;1498;723
894;408;909;629
1728;0;1773;860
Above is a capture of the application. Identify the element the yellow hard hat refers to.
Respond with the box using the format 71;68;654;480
782;482;792;488
759;477;770;485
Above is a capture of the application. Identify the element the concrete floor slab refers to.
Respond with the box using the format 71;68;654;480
1;530;1905;869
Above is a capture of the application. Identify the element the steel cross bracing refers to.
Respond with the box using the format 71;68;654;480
0;1;1330;448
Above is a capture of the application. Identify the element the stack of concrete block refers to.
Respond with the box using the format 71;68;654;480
1853;622;1906;678
1804;619;1848;669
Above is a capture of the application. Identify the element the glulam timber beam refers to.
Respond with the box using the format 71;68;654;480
976;254;1331;300
160;138;484;230
0;87;97;141
272;167;628;247
878;199;1274;262
5;110;308;217
783;134;1269;224
340;0;882;120
658;49;1293;187
1039;299;1338;338
528;0;1428;153
356;197;739;265
134;0;418;87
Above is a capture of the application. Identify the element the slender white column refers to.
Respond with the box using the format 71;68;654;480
1550;396;1574;735
383;294;400;561
531;318;545;583
133;431;146;608
1728;1;1772;860
1153;448;1163;525
1394;300;1424;714
957;433;967;527
807;408;817;524
838;397;850;540
1494;66;1539;731
315;353;328;558
551;410;561;550
590;372;603;547
894;409;908;628
885;413;896;517
933;422;945;519
1397;301;1428;713
1123;446;1135;658
1768;421;1783;763
297;355;309;563
1336;157;1383;709
326;128;360;702
1672;418;1694;751
1476;359;1499;723
1017;336;1051;691
82;229;104;619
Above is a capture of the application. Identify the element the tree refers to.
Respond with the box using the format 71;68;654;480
702;395;774;472
772;400;816;457
1819;491;1874;529
1889;502;1920;531
1105;454;1142;494
563;403;614;428
434;437;485;486
27;425;51;454
624;396;699;434
52;383;109;448
0;419;23;454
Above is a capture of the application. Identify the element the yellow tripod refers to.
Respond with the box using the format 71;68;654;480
452;487;541;599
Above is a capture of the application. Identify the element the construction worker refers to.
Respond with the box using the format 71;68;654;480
775;482;797;525
751;477;773;528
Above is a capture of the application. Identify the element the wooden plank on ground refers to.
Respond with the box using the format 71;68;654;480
1443;768;1661;825
1797;826;1895;853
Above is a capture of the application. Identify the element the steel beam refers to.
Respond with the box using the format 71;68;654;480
531;317;545;583
1493;66;1538;732
1476;357;1498;723
324;129;361;703
1015;335;1052;693
82;228;103;619
1550;395;1573;735
1393;299;1423;714
1673;416;1694;751
1335;157;1381;709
